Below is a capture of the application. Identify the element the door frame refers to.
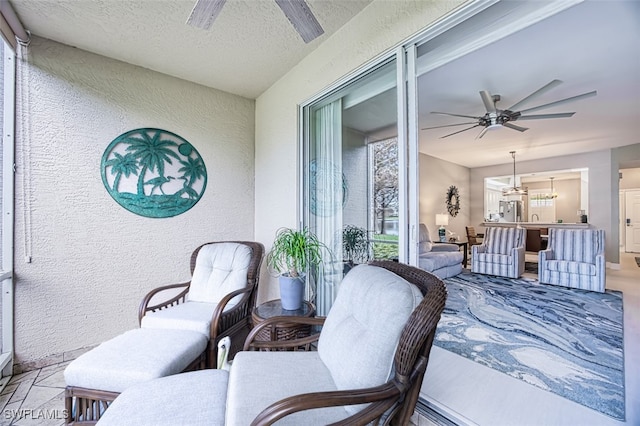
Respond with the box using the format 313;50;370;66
1;41;16;377
623;189;640;253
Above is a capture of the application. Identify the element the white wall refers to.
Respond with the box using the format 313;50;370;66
254;0;465;303
13;37;256;369
419;154;470;242
620;167;640;190
470;148;639;265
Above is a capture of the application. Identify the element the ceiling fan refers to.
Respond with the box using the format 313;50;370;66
186;0;324;44
422;80;597;139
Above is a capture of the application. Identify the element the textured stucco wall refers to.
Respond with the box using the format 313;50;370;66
254;0;465;303
13;37;255;368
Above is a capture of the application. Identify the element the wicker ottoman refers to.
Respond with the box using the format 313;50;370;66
64;328;207;425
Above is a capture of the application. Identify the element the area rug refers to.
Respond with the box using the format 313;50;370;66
435;272;624;420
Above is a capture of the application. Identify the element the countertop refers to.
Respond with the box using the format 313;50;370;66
482;222;590;228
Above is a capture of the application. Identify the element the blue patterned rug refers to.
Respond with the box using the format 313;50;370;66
436;272;624;420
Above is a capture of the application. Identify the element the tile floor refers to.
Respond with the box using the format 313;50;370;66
0;362;68;426
0;252;637;426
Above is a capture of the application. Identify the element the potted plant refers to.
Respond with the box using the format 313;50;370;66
267;227;327;310
342;225;370;273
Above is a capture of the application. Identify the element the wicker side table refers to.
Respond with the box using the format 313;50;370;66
251;299;315;342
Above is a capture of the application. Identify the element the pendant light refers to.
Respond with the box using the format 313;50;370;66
502;151;528;196
544;177;558;199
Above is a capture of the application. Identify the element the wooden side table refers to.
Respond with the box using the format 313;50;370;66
251;299;315;342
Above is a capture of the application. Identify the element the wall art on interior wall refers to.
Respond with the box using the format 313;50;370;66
446;185;460;217
101;128;207;218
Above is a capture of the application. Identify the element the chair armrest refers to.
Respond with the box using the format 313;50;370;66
138;282;190;324
430;243;459;252
539;248;554;262
472;244;486;256
209;286;254;338
510;246;525;257
251;381;401;426
243;316;325;351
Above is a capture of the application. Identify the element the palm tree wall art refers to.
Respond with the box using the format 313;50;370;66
101;128;207;218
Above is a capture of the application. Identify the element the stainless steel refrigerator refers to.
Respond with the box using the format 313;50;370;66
499;200;523;222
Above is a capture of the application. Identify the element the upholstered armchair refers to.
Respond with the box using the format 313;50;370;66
539;228;605;292
418;223;463;279
471;226;526;278
138;241;264;368
96;261;447;425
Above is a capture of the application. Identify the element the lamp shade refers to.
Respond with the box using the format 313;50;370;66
435;214;449;227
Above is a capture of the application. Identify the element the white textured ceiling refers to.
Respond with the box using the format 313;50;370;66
10;0;373;99
416;0;640;168
343;1;640;168
9;0;640;169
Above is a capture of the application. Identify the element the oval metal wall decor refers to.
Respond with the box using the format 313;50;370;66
101;128;207;218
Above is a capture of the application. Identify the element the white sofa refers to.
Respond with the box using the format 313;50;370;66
418;223;463;279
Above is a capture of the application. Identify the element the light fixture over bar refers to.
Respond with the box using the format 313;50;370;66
502;151;528;196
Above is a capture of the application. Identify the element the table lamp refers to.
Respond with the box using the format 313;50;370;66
435;214;449;242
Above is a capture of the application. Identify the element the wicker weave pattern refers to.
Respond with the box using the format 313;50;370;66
246;260;447;425
138;241;264;368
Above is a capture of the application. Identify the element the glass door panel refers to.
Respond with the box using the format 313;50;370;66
303;59;397;316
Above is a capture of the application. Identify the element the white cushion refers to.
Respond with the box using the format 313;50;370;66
317;265;423;414
188;242;252;306
419;224;433;253
64;329;207;393
96;370;228;426
226;351;348;425
140;301;219;337
419;251;463;271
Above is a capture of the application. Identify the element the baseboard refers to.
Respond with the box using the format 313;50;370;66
606;262;621;270
415;397;478;426
13;345;97;375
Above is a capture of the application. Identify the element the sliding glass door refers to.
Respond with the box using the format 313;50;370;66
302;58;400;315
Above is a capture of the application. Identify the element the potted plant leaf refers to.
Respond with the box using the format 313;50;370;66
342;225;370;274
267;227;327;310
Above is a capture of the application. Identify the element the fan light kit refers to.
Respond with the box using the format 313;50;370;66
422;79;596;139
187;0;324;43
502;151;528;196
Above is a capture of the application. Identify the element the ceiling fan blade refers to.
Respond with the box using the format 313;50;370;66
506;79;563;111
431;111;480;120
479;90;496;113
518;112;575;120
422;122;477;130
518;90;597;115
476;126;490;139
440;124;480;139
275;0;324;43
187;0;227;30
503;122;528;132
